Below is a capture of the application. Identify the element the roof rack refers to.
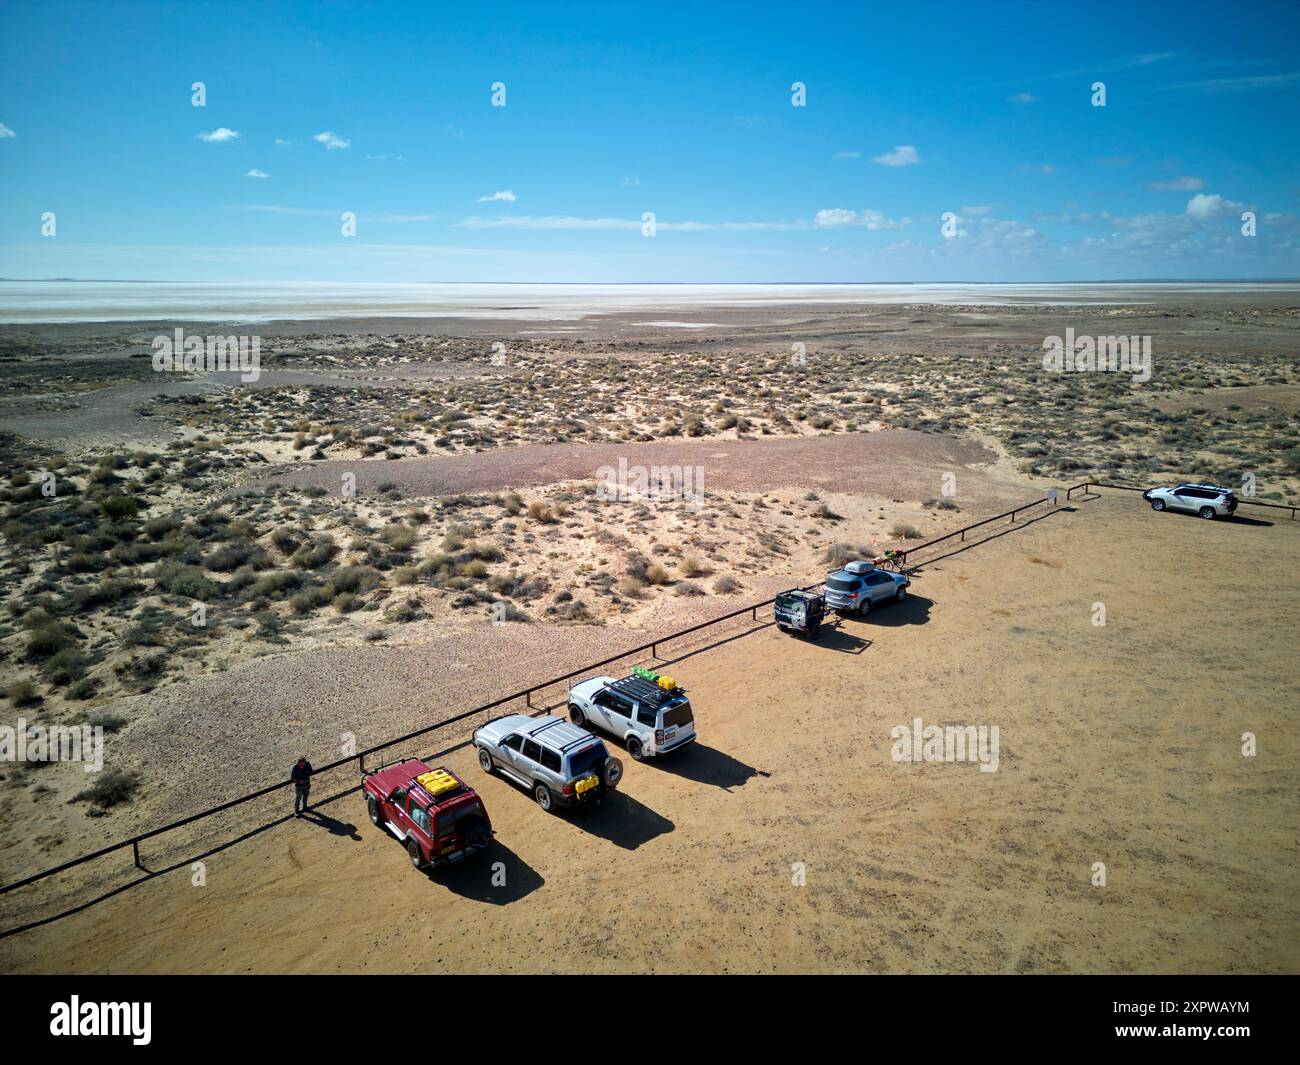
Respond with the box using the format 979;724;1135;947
532;718;598;752
610;674;685;710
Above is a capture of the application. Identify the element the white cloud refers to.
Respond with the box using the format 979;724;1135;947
477;190;517;203
1186;193;1243;220
1020;163;1056;175
459;215;639;231
1008;92;1039;104
198;128;240;143
233;204;432;223
813;208;906;230
245;169;269;179
313;131;351;150
0;122;15;139
873;145;920;167
274;138;296;147
960;205;993;216
832;150;862;160
622;176;640;186
1160;73;1300;94
458;210;908;232
1150;176;1204;191
366;153;407;162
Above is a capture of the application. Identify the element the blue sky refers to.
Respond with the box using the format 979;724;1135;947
1;0;1298;282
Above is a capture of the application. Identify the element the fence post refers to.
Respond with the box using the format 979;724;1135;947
132;839;142;870
526;690;532;708
652;642;657;659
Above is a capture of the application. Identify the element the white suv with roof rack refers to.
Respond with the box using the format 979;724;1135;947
568;668;697;761
1142;483;1238;520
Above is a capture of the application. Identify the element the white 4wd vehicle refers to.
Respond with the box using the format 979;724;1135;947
1143;483;1238;520
568;669;696;760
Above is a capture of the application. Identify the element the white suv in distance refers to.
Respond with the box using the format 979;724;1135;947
1143;483;1238;520
568;669;696;760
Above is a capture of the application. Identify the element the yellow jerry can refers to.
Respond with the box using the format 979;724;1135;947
416;769;460;797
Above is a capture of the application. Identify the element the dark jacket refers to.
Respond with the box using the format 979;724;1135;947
291;761;313;785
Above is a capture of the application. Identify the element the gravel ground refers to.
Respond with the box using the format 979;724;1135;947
4;494;1296;973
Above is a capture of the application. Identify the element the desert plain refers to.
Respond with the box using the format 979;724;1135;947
0;293;1296;973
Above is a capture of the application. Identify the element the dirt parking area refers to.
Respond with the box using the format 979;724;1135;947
2;493;1297;974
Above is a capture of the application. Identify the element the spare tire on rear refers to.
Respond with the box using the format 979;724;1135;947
603;756;624;790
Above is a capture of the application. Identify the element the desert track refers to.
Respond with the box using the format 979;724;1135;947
259;428;1014;501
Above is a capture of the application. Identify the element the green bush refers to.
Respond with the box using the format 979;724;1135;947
25;623;77;662
153;562;218;600
72;771;140;809
43;647;89;685
100;495;140;519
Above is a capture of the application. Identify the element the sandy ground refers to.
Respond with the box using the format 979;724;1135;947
3;491;1296;974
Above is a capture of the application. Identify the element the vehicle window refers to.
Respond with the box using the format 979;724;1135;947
607;697;630;718
826;577;856;592
410;806;430;833
437;803;482;837
867;573;890;585
540;748;561;772
521;739;542;763
593;691;615;709
636;705;657;727
502;733;523;752
1179;488;1203;498
390;787;408;812
663;701;694;727
567;744;605;778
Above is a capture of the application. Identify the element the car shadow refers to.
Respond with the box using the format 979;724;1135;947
802;622;871;654
298;808;364;841
430;839;544;905
651;742;766;791
559;789;674;850
839;593;933;627
1160;509;1275;528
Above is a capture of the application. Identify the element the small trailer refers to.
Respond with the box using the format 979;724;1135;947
774;588;826;638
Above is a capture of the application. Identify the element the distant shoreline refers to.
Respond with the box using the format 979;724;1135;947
2;280;1299;325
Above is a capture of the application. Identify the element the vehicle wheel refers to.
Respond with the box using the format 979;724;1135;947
1199;506;1216;520
534;784;554;812
894;585;907;603
406;838;425;870
603;756;624;790
461;815;490;850
1150;499;1165;511
858;598;871;617
568;703;585;726
367;797;382;827
477;746;493;773
627;737;645;761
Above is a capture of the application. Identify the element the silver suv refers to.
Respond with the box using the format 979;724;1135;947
824;559;909;616
1143;483;1238;520
473;714;624;812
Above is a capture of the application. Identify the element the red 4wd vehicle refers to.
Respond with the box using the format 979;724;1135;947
363;760;492;871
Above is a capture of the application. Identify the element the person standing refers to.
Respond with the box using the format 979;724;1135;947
291;756;313;815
